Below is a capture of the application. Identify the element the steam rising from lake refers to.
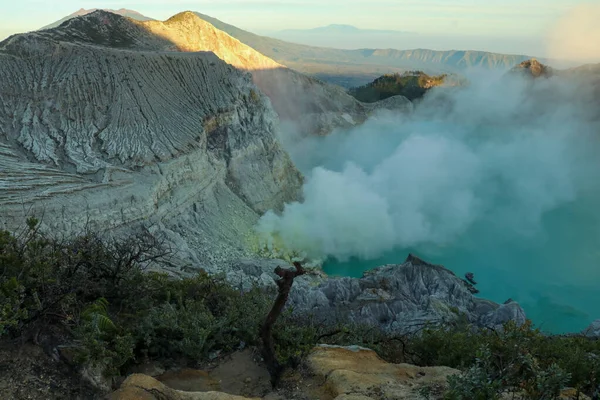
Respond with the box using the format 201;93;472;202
258;71;600;332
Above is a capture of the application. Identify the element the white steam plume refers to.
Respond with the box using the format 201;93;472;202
257;72;600;262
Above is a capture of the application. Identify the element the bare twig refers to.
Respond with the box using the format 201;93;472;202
260;261;306;387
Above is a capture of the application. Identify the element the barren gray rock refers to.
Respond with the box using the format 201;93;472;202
226;255;526;332
583;320;600;338
0;12;302;272
137;11;413;135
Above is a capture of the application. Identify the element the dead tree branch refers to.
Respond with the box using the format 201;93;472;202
260;261;306;387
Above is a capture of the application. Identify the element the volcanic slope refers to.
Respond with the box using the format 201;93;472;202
40;8;154;30
41;11;412;135
0;11;303;274
132;11;412;135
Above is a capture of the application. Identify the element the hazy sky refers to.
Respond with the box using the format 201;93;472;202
1;0;599;58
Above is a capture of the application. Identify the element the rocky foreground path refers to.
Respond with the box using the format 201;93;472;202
110;345;457;400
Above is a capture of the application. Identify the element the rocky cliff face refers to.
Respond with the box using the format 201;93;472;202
584;320;600;337
142;11;413;135
0;10;414;274
225;255;526;332
0;12;302;272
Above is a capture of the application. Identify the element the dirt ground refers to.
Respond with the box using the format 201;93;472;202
0;342;101;400
155;348;332;400
0;342;331;400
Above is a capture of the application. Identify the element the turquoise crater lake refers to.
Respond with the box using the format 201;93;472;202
271;76;600;335
323;198;600;334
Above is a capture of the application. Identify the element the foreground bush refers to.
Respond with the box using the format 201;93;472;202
1;221;599;398
0;221;275;375
0;221;346;378
408;321;600;399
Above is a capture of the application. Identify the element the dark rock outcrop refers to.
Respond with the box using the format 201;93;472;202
510;58;553;78
227;255;526;333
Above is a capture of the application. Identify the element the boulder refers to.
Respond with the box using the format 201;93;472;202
109;374;258;400
306;345;458;399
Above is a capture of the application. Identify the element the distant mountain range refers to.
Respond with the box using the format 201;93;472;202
566;63;600;77
266;24;415;50
41;9;541;88
277;24;412;35
191;12;539;87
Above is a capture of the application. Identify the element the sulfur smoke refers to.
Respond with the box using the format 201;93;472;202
258;72;599;265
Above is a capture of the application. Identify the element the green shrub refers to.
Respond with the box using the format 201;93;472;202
407;320;599;398
272;311;323;366
137;301;216;360
525;361;571;399
132;278;272;361
445;344;573;400
445;345;503;400
1;220;599;397
0;223;277;375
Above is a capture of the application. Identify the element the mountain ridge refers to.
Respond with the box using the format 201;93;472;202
39;7;154;30
268;23;417;52
190;12;538;87
193;11;533;66
40;9;539;88
27;10;409;136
